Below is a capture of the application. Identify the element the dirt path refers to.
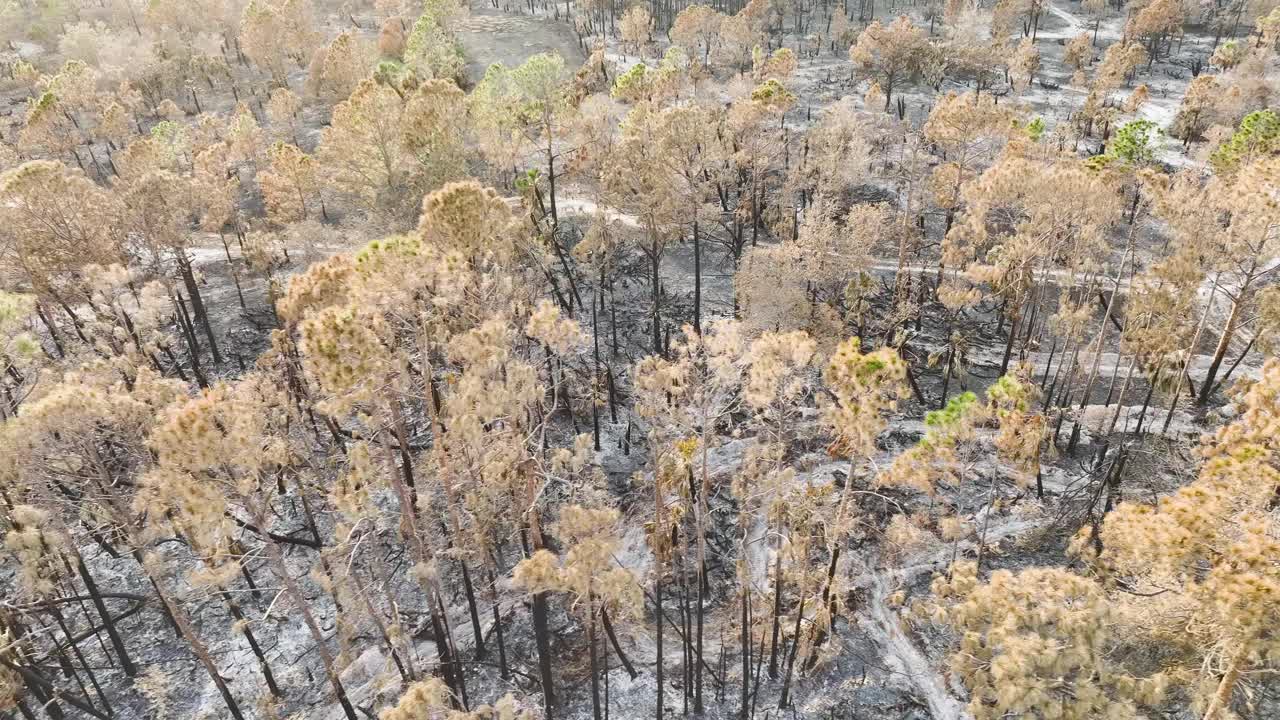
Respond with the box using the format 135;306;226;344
865;572;970;720
1045;1;1084;36
556;194;1119;288
454;4;585;84
855;517;1043;720
1039;0;1125;42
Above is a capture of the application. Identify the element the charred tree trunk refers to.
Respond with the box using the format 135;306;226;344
489;567;510;681
601;608;637;680
530;547;557;716
778;595;806;708
459;559;486;660
589;603;604;720
73;551;136;677
1197;295;1244;406
656;568;665;720
739;585;750;720
650;240;663;357
259;524;358;720
178;254;222;365
693;219;702;334
768;551;783;679
149;578;246;720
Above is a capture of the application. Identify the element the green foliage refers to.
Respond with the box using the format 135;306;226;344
0;292;32;331
149;121;190;167
11;59;38;83
1209;110;1280;176
611;62;649;100
354;234;421;271
508;52;568;123
404;12;464;82
925;391;977;428
471;61;509;105
420;0;465;27
857;357;887;378
611;51;685;103
514;167;541;193
10;334;38;358
843;272;875;303
1026;117;1045;142
373;59;416;92
0;292;37;360
473;53;568;132
750;78;794;110
1098;119;1160;169
149;120;185;145
405;14;439;54
660;46;690;71
986;375;1032;414
27;91;58;122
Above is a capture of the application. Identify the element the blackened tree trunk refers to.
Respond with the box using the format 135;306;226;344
678;540;692;715
1209;336;1255;397
804;545;842;669
656;572;665;720
589;602;603;720
489;567;510;680
434;589;469;710
341;570;403;683
546;134;558;226
999;305;1021;376
695;557;704;714
48;607;112;715
592;295;602;450
533;589;557;716
149;577;246;720
524;521;557;717
178;254;222;365
739;587;750;720
1163;278;1220;432
429;601;461;704
1134;366;1161;435
258;522;358;720
693;219;702;334
939;345;954;409
459;560;486;659
73;550;136;677
34;302;65;358
768;552;782;679
1197;294;1244;406
650;238;663;356
224;593;282;696
778;595;806;708
601;608;637;680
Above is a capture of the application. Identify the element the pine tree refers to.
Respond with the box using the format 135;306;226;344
1078;359;1280;717
240;0;320;87
317;78;466;219
930;562;1167;720
1154;153;1279;408
849;16;929;109
514;505;642;720
620;5;654;57
308;31;377;101
671;5;726;70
